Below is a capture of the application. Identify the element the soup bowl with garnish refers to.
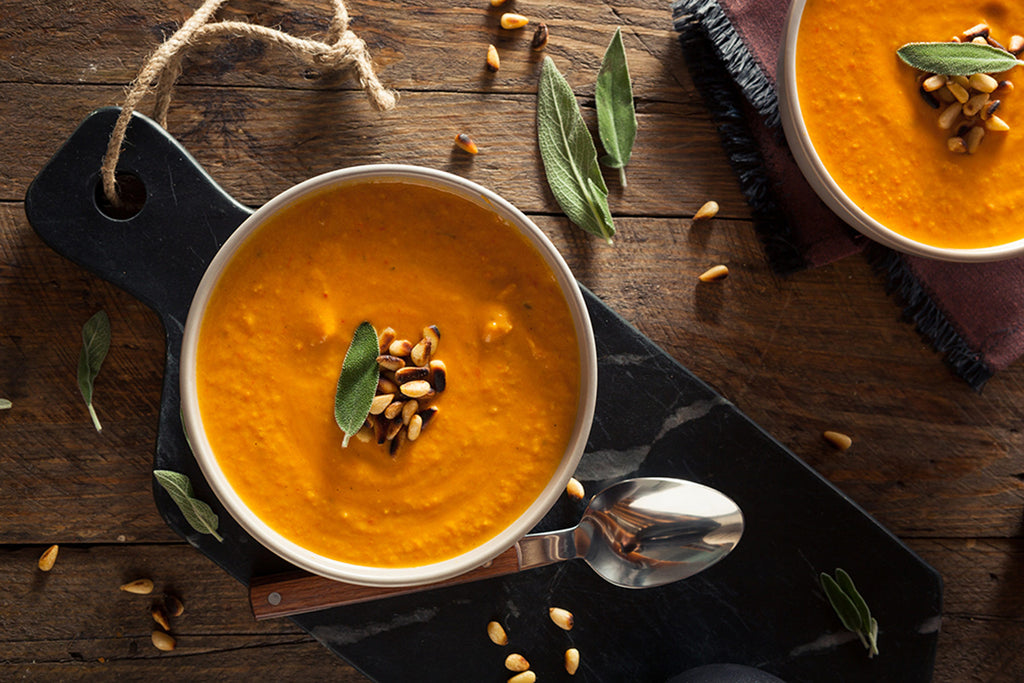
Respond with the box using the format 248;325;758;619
180;165;597;587
779;0;1024;261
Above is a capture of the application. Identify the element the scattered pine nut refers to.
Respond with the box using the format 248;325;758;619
505;653;530;672
962;92;990;117
487;620;509;645
400;380;432;398
508;673;536;683
500;13;529;29
823;430;853;451
549;606;574;630
407;414;424;441
37;544;59;572
946;81;969;103
947;136;967;154
921;74;947;92
985;115;1011;132
565;647;581;675
151;630;176;652
693;200;719;221
369;393;395;415
1010;34;1024;54
966;125;986;154
937;103;962;130
389;338;413;357
962;23;990;41
698;265;729;282
490;0;509;5
454;133;479;154
486;44;500;72
531;23;549;51
151;604;172;631
969;73;998;93
120;578;155;595
566;477;585;500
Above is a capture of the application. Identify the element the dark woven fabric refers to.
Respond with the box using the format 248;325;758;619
669;0;1024;389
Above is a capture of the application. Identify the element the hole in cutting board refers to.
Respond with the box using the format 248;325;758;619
94;172;147;220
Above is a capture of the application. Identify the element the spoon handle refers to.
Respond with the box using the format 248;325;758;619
250;546;521;619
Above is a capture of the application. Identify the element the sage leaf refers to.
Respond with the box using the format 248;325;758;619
0;399;11;410
897;42;1024;76
153;469;224;542
820;569;879;658
77;310;110;432
334;321;380;446
538;56;617;245
596;27;637;187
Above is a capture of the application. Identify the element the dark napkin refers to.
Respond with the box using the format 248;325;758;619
672;0;1024;389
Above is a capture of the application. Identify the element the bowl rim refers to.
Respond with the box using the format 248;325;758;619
777;0;1024;263
179;163;598;587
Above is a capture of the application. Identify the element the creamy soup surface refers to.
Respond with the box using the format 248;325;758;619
797;0;1024;248
196;180;581;567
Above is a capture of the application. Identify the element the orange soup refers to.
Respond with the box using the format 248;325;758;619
796;0;1024;248
195;179;581;567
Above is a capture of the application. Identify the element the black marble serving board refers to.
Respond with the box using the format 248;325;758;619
25;108;941;682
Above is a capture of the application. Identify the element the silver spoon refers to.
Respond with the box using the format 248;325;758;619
251;477;744;618
517;476;744;589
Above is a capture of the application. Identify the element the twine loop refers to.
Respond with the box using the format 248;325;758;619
101;0;396;207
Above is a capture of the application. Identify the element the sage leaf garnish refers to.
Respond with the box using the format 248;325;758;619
538;56;617;245
596;27;637;187
77;310;110;432
897;42;1024;76
821;568;879;658
0;399;11;410
153;469;224;542
334;321;380;446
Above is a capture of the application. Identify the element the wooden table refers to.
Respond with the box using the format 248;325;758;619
3;0;1023;680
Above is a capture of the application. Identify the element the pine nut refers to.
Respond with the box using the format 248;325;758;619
994;80;1014;96
165;594;185;617
823;430;853;451
396;366;429;383
549;606;574;630
38;544;59;572
152;604;172;631
454;133;479;154
971;36;988;45
384;400;405;421
402;399;419;425
487;620;509;645
151;630;176;652
410;338;432;367
698;264;729;282
566;477;585;500
419;406;439;427
531;22;549;51
369;393;394;415
389;339;413;357
389;427;406;455
947;136;967;154
985;115;1011;132
565;647;581;675
385;418;402;441
505;654;530;672
490;0;509;6
429;359;447;392
120;578;155;595
378;327;396;353
963;92;990;117
921;74;947;92
966;126;986;154
400;380;432;398
486;44;500;72
969;73;998;93
946;81;969;103
377;354;405;371
407;414;424;441
962;23;989;40
937;103;962;129
981;99;1001;120
508;673;536;683
1010;35;1024;54
500;13;529;29
693;200;719;220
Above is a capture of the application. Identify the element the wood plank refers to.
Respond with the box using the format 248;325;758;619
0;0;693;100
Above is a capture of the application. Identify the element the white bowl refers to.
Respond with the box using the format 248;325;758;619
180;164;598;587
778;0;1024;262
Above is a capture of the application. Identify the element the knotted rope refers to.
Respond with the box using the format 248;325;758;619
100;0;397;206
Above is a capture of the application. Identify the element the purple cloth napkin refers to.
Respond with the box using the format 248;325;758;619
673;0;1024;388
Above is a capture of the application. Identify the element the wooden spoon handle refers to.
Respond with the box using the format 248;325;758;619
249;546;521;619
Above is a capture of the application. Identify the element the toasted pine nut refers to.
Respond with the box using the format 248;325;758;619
505;653;530;672
500;13;529;29
377;327;396;353
38;544;59;571
389;339;413;357
418;406;439;427
971;36;988;45
966;126;986;154
962;23;989;40
454;133;479;154
994;80;1015;96
400;380;432;398
985;115;1011;132
946;81;969;103
937;102;962;130
389;427;406;455
962;92;990;117
152;605;172;631
947;136;967;153
151;630;176;652
378;377;399;394
165;594;185;617
402;399;419;425
486;44;500;72
487;620;508;645
565;647;581;675
429;359;447;392
566;477;585;500
693;200;719;220
377;354;405;371
531;22;549;51
385;418;402;441
1010;34;1024;54
410;338;432;366
120;578;155;595
407;414;424;441
969;73;999;93
982;99;1001;120
549;606;574;630
369;393;394;415
823;430;853;451
384;400;405;421
490;0;509;6
698;264;729;282
921;74;947;92
396;366;429;383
